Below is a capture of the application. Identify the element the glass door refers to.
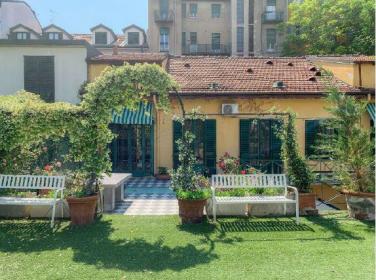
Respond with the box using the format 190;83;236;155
110;124;153;176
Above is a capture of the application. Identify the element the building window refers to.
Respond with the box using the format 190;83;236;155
237;0;244;24
95;32;108;45
189;3;198;17
128;32;140;45
211;4;221;18
266;0;277;20
266;29;277;51
212;33;221;50
47;32;62;40
160;27;169;51
24;56;55;103
190;32;197;44
15;32;29;40
237;27;244;53
240;119;283;174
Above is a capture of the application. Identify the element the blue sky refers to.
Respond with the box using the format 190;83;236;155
26;0;148;34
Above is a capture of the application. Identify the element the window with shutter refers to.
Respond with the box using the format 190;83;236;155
95;32;108;45
240;119;282;173
172;119;217;175
24;56;55;102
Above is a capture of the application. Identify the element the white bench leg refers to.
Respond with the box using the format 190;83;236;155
213;200;217;223
51;202;56;228
295;201;300;225
284;203;287;216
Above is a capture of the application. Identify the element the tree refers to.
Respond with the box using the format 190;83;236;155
319;89;375;193
282;0;375;56
278;113;314;193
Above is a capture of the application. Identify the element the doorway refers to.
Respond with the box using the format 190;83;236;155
110;124;153;177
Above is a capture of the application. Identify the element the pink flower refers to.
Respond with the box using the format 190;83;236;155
241;170;247;175
55;161;62;168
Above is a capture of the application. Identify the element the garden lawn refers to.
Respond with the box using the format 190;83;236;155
0;212;374;280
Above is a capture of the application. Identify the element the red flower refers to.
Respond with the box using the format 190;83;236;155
44;165;53;172
240;170;247;175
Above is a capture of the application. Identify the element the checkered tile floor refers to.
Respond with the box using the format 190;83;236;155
112;177;178;215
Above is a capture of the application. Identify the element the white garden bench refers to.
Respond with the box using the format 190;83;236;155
211;174;300;224
0;175;65;228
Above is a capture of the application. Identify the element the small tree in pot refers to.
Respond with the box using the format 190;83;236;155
320;89;375;220
170;110;211;224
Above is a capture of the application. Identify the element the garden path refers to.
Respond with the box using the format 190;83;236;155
112;178;178;215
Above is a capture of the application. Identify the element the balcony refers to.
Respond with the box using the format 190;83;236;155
182;44;231;56
262;11;284;23
154;10;174;23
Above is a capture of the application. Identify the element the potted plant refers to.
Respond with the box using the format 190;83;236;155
156;167;170;180
170;112;211;224
66;173;100;226
320;90;375;220
279;113;316;214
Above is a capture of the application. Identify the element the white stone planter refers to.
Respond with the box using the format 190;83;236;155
0;200;70;218
206;198;295;217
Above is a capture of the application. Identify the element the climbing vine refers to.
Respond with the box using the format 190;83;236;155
0;63;177;195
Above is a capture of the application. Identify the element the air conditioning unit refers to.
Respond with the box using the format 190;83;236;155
222;104;239;115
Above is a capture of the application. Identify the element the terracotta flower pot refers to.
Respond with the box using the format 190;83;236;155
340;190;375;221
299;193;317;215
178;199;207;224
156;174;171;181
67;195;98;226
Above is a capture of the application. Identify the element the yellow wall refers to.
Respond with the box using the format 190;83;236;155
155;97;372;173
88;64;109;82
314;61;375;89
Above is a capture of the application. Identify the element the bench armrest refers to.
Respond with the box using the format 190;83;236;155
287;186;299;199
211;186;216;197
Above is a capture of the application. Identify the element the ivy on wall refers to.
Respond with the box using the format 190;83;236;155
0;63;177;194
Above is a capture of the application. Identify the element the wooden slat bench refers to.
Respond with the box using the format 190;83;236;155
0;175;65;228
211;174;300;224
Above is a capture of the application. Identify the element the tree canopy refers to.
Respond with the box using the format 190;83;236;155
282;0;375;56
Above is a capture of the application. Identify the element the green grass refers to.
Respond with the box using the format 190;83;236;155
0;212;374;280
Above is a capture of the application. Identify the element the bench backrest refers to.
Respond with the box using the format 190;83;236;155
0;175;65;190
212;174;288;189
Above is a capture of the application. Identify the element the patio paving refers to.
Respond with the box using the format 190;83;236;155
112;178;179;215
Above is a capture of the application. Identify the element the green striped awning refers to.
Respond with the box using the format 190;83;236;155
367;103;375;122
112;103;153;125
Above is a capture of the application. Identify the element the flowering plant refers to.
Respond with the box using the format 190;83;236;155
218;153;240;174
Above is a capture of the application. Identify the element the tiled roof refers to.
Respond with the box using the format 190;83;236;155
90;53;168;63
72;33;92;43
309;55;375;64
168;56;362;95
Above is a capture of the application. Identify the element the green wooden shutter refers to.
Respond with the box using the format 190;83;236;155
305;120;319;158
204;119;217;175
240;119;251;165
24;56;55;102
173;121;183;168
271;119;282;160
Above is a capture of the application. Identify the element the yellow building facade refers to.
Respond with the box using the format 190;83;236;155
88;55;373;176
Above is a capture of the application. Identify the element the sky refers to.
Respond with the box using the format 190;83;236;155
26;0;148;34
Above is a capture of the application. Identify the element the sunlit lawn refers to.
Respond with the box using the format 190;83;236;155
0;212;374;280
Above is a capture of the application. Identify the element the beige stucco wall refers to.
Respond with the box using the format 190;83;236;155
313;61;375;89
0;45;87;104
155;96;371;173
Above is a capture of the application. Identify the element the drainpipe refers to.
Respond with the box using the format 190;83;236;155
358;63;363;88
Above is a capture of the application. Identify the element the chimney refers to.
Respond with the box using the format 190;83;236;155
112;46;119;55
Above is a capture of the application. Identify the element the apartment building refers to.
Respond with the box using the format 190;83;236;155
148;0;288;56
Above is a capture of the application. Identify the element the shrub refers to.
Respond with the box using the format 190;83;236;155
319;89;375;193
